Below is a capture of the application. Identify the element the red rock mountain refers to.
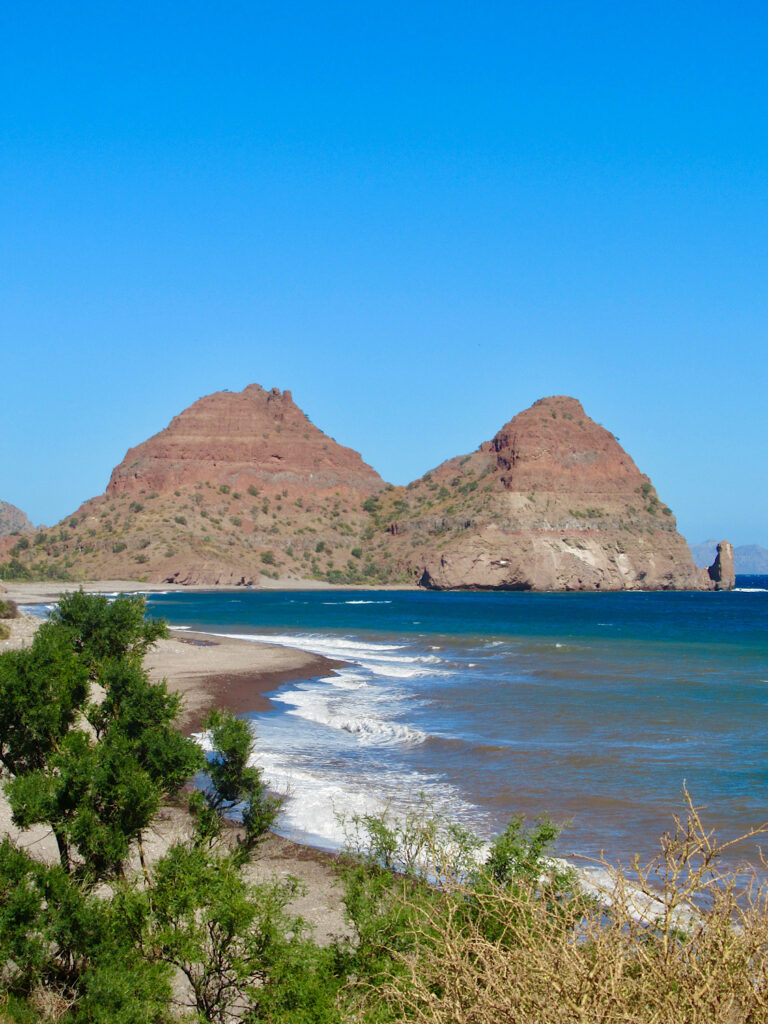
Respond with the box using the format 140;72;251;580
107;384;383;498
7;390;730;590
366;396;718;591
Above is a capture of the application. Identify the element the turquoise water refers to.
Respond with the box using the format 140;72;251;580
146;579;768;871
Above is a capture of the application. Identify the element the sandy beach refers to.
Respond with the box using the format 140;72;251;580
0;578;414;604
0;586;353;944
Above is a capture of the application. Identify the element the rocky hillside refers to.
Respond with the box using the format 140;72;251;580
360;396;716;591
1;389;730;590
1;385;388;586
0;500;34;536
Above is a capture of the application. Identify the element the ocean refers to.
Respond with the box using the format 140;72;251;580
145;579;768;873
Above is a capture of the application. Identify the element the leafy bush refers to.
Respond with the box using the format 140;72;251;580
0;599;18;619
0;559;31;581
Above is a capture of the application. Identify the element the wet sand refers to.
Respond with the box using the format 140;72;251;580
143;628;343;733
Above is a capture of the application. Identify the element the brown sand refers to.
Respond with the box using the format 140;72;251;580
144;629;343;733
1;578;413;604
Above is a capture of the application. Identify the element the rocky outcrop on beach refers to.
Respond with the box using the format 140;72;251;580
0;500;33;536
364;396;723;591
4;388;732;591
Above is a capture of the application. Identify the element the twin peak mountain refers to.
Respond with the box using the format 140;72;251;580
39;384;733;590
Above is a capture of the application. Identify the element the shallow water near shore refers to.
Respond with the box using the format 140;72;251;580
146;580;768;872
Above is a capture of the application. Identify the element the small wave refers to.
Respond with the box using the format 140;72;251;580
18;603;53;619
213;631;407;659
272;690;426;745
329;673;370;691
344;599;393;605
734;588;768;593
366;662;433;679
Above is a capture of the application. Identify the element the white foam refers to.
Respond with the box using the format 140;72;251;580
249;746;481;850
365;661;432;679
213;631;407;661
734;588;768;593
271;687;426;746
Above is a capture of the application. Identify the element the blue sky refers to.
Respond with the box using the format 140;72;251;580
2;1;767;546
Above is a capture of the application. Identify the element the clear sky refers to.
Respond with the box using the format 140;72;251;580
2;1;766;546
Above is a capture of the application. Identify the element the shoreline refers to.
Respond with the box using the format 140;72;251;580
1;578;417;604
143;628;346;735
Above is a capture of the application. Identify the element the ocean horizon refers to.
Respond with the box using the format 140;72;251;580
136;579;768;875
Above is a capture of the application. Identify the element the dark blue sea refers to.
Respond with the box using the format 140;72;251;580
145;577;768;872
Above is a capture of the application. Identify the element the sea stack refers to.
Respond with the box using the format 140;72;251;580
707;540;736;591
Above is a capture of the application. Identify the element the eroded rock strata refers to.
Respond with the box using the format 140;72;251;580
7;388;730;591
370;396;718;591
107;384;383;498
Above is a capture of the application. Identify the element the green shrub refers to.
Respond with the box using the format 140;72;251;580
0;559;31;581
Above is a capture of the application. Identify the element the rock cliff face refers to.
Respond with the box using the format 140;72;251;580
107;384;383;498
368;396;718;591
0;500;34;536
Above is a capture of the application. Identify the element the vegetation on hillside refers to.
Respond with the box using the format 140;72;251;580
0;485;416;586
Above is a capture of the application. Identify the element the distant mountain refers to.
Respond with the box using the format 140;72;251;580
1;386;732;590
0;500;33;536
690;540;768;575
